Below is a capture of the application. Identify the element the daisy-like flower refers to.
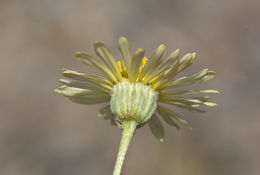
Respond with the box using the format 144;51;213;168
55;37;218;175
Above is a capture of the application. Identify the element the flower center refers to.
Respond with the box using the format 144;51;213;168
110;80;159;127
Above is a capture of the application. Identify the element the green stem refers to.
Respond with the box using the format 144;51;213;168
113;120;137;175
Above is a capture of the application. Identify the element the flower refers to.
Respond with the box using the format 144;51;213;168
55;37;218;175
55;36;218;141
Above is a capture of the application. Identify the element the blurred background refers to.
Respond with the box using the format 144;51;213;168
0;0;259;175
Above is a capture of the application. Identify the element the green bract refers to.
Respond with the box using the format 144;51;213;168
110;80;159;127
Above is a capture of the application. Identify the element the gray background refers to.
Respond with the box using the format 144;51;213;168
0;0;259;175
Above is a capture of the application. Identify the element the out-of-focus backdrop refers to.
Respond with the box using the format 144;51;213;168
0;0;259;175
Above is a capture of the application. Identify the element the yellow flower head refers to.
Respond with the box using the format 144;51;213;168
55;36;218;141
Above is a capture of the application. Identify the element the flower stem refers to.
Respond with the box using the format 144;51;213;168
113;120;137;175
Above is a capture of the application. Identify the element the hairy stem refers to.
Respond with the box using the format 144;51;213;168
113;120;137;175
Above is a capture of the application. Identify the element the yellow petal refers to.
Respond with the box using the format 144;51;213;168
94;41;122;81
176;52;196;73
157;105;193;130
98;105;114;119
200;90;220;93
162;89;220;95
76;52;118;83
143;49;180;84
130;48;145;82
166;69;216;89
140;44;166;80
62;69;113;91
118;37;132;74
160;101;206;113
70;95;110;105
157;111;180;130
59;79;111;93
148;114;164;142
151;58;180;90
203;102;218;106
55;85;107;97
